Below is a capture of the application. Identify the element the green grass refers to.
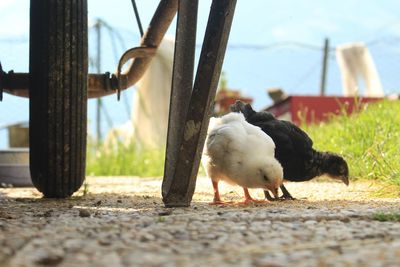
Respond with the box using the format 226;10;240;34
372;212;400;222
302;99;400;190
82;180;90;196
86;99;399;188
86;141;165;177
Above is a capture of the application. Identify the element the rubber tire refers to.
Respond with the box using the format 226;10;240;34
29;0;88;197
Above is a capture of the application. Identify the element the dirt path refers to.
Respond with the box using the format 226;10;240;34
1;176;399;267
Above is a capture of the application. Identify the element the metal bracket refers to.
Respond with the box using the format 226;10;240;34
102;72;118;91
116;46;156;101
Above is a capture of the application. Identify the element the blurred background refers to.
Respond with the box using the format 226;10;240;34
2;0;400;148
0;0;400;147
1;1;400;181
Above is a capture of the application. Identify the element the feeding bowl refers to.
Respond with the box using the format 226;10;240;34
0;148;32;187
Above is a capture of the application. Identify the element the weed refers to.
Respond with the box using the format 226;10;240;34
82;181;90;196
157;216;166;223
372;212;400;222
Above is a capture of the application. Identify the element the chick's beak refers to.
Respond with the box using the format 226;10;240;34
341;175;349;186
270;187;279;198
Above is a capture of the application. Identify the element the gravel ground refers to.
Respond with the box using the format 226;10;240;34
1;176;400;267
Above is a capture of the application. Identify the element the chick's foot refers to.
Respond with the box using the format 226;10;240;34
239;188;271;205
279;184;296;200
208;200;235;206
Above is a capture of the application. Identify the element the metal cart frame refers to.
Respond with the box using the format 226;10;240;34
0;0;236;207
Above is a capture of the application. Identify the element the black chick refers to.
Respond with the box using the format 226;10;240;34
231;100;349;200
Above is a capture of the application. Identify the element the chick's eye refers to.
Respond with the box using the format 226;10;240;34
263;175;269;181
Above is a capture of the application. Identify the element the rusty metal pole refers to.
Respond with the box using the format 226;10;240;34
162;0;199;204
163;0;237;207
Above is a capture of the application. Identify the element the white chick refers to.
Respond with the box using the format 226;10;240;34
202;112;283;205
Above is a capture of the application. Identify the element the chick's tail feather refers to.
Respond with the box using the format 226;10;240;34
230;100;255;119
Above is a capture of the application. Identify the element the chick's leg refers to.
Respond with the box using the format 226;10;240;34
264;190;276;201
209;180;232;205
238;188;270;205
279;184;295;200
211;181;222;204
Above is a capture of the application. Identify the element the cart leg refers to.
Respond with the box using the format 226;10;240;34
29;0;88;197
162;0;199;206
162;0;237;207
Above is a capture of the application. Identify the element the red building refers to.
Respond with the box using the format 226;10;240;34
265;95;382;125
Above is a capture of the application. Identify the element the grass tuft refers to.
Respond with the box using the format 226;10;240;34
82;180;90;196
372;212;400;222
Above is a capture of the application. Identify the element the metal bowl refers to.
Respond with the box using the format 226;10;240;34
0;148;32;187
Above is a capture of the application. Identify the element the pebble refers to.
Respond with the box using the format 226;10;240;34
78;209;91;217
158;209;173;216
33;250;64;266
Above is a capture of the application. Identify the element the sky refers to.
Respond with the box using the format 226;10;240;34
1;0;400;147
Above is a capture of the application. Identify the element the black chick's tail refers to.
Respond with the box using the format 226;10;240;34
230;100;255;119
